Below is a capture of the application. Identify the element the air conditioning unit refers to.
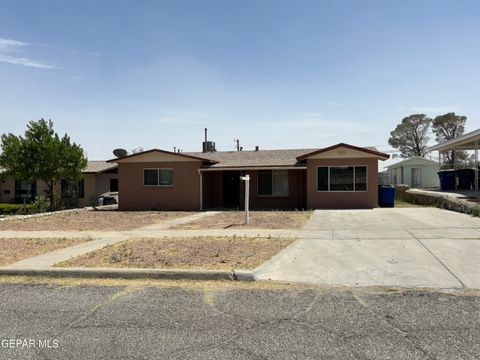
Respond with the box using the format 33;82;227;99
202;141;216;152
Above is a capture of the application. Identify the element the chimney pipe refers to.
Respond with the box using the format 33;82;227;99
255;146;259;151
203;128;208;152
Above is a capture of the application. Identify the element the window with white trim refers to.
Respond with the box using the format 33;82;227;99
257;170;288;196
144;169;173;186
317;166;367;192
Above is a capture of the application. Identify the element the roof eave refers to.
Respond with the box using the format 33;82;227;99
296;143;390;161
429;128;480;152
107;148;218;164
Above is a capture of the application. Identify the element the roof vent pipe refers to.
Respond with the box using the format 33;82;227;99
255;146;259;151
203;128;208;152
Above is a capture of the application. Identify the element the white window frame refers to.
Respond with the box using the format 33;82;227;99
143;168;174;187
316;165;368;192
256;170;289;197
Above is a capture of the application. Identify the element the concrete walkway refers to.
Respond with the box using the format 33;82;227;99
254;208;480;289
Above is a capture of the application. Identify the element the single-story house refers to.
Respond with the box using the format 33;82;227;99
108;143;389;210
0;161;118;207
382;157;440;188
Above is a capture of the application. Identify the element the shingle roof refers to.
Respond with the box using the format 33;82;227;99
186;149;314;168
0;161;116;174
186;145;386;169
84;161;118;173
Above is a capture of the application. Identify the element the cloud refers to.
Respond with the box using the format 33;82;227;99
150;110;211;125
329;101;343;107
153;118;201;125
396;106;459;115
0;37;59;69
258;113;376;134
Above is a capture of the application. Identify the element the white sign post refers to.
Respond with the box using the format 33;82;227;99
240;174;250;224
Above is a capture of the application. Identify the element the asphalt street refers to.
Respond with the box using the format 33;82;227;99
0;281;479;359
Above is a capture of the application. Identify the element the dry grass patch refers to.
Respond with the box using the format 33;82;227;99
0;237;87;267
57;236;295;270
171;211;312;230
394;200;426;208
0;210;193;231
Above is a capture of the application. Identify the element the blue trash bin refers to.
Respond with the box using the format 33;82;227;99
438;170;456;191
378;185;395;207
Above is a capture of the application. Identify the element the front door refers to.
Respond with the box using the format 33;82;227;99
223;171;240;207
412;168;422;188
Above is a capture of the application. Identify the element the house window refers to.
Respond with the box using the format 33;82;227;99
109;178;118;192
61;179;85;198
317;166;368;192
144;169;173;186
15;180;37;203
257;170;289;196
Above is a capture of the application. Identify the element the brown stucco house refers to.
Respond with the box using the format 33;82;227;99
0;161;118;207
108;143;389;211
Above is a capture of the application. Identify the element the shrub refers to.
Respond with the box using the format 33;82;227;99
30;196;50;214
0;203;32;215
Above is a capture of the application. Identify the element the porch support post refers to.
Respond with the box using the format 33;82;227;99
198;169;203;210
475;141;479;191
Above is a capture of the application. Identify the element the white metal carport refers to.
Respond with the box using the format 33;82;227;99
429;128;480;190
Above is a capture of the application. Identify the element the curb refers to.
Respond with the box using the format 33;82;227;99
0;267;256;282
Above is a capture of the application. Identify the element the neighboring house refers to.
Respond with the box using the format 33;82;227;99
383;157;439;188
108;143;389;210
0;161;118;207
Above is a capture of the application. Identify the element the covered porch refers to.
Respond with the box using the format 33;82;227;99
200;167;307;210
429;128;480;191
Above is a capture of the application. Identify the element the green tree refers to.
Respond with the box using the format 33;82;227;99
388;114;432;158
432;112;467;167
0;119;87;209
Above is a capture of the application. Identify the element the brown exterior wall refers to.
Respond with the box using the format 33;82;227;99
0;175;15;203
306;158;379;209
118;161;201;211
0;173;116;208
95;172;118;196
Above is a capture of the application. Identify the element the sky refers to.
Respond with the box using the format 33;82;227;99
0;0;479;168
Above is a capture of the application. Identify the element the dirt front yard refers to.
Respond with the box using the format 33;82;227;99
0;237;87;267
171;211;312;230
0;210;193;232
57;236;295;270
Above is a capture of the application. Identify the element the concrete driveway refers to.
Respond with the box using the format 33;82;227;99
254;208;480;289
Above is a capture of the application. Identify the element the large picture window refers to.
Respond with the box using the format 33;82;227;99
144;169;173;186
61;179;85;199
317;166;367;192
15;180;37;203
257;170;288;196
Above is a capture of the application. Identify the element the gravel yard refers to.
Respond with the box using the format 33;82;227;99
170;211;312;230
57;236;295;270
0;210;193;231
0;237;87;267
